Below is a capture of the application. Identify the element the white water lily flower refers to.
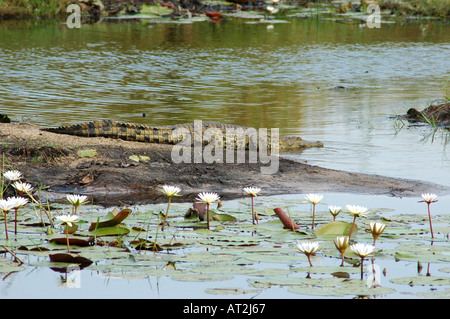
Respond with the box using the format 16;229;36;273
7;196;29;209
243;187;261;196
421;193;438;204
196;192;220;205
369;222;386;237
56;214;79;227
329;205;342;214
346;205;368;217
3;170;22;181
295;241;320;255
305;193;323;204
328;205;342;216
66;194;88;207
161;185;181;197
350;243;375;258
0;198;15;212
295;241;321;267
334;236;350;252
12;181;33;194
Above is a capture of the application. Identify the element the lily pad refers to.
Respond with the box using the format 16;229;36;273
49;253;93;265
314;221;356;237
140;4;174;16
205;288;260;295
390;276;450;286
170;274;234;282
88;208;132;231
49;237;93;247
89;225;131;237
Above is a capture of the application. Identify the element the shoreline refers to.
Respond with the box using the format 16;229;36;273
1;122;447;207
0;0;448;23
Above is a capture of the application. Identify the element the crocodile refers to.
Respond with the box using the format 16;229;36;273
41;120;323;151
405;101;450;128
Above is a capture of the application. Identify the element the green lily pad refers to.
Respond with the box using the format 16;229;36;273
89;225;131;237
0;259;26;273
212;212;237;222
170;274;234;282
140;4;174;16
88;208;132;231
390;276;450;286
314;221;357;237
205;288;260;295
394;244;450;263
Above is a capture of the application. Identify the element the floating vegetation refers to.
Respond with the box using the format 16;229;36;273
0;168;450;298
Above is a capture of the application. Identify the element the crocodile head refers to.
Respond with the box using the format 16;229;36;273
278;136;324;151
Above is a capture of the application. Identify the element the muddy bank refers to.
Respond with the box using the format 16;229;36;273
1;122;447;207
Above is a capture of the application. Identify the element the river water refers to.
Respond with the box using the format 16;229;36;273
0;15;449;300
0;17;449;187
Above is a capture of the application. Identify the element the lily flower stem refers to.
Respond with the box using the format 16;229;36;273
3;211;8;240
427;203;434;238
25;190;54;227
340;252;345;267
65;225;70;253
14;208;18;235
206;203;210;230
153;213;162;251
312;204;316;229
349;215;357;240
360;257;365;280
251;195;258;225
307;254;313;267
161;196;172;231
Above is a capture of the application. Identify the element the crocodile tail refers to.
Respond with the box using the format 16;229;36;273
42;120;117;138
42;120;176;144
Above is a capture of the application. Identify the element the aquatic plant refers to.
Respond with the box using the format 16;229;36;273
346;205;367;240
350;243;375;280
334;236;350;267
66;194;88;215
369;222;386;246
295;241;321;267
243;187;261;225
12;181;33;195
55;214;79;253
419;193;438;238
328;205;342;221
0;197;15;239
196;192;220;230
3;170;22;182
305;193;323;230
8;196;28;235
160;185;182;231
12;180;53;227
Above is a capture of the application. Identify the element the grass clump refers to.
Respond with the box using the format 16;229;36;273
0;0;71;19
380;0;450;20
